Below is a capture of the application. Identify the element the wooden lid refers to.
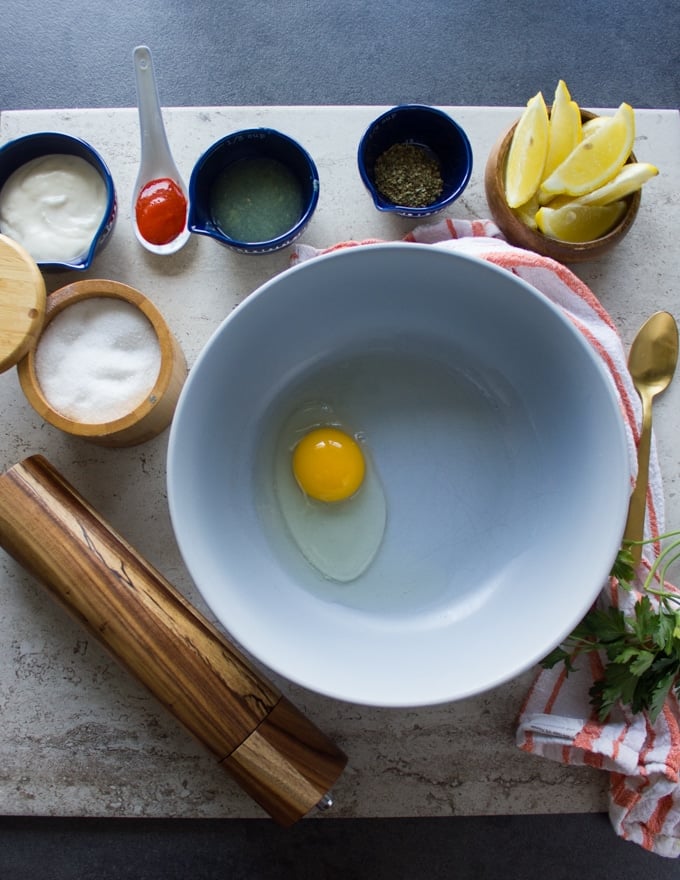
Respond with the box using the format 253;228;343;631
0;234;46;373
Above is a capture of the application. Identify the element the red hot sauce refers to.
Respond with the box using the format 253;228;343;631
135;177;187;245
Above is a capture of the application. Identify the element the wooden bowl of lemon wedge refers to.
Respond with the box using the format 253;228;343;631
485;82;657;263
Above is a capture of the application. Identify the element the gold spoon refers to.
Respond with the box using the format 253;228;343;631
623;311;678;564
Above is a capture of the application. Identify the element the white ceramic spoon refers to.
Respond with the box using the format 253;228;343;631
132;45;190;254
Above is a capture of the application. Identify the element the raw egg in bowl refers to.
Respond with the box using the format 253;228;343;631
167;243;629;707
273;400;387;584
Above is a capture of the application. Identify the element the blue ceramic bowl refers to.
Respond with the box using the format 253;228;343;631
188;128;320;254
357;105;473;217
0;132;117;270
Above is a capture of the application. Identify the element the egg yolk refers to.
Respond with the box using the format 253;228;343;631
292;427;365;503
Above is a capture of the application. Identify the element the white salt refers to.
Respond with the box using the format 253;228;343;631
34;297;162;424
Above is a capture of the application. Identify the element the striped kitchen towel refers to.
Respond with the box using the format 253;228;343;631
291;218;680;858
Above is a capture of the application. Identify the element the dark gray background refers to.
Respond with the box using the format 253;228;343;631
2;0;678;111
1;1;679;877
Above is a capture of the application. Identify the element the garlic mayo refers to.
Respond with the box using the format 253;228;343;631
0;154;108;262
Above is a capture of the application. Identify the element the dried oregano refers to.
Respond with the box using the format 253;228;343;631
373;142;443;207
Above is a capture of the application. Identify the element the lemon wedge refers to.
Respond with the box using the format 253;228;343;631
513;195;540;230
536;201;627;242
543;80;582;180
581;115;610;139
539;102;636;199
505;91;550;209
574;162;659;206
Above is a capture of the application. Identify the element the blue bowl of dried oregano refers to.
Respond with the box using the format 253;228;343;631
357;104;473;218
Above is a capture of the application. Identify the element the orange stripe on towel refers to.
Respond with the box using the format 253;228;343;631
483;249;619;334
519;730;535;753
571;653;608;768
320;238;383;254
611;772;642;839
646;793;675;837
574;722;604;768
546;260;620;333
611;720;629;763
663;703;680;782
563;316;639;440
445;218;459;238
544;665;569;714
624;715;656;849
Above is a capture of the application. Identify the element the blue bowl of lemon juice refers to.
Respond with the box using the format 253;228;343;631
188;128;319;254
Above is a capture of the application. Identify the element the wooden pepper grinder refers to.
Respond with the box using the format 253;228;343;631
0;455;347;826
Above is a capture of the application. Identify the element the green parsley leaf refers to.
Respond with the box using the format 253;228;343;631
631;596;657;644
572;607;627;643
654;612;677;653
542;646;572;669
629;649;656;677
647;668;677;721
611;544;636;585
540;530;680;722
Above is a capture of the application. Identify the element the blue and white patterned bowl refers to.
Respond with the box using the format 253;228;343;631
188;128;319;254
358;104;473;217
0;132;116;271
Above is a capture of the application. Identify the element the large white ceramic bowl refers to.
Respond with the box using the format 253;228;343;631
167;243;630;707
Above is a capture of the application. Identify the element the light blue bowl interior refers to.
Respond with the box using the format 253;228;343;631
167;243;629;707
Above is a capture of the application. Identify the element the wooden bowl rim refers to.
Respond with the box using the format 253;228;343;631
18;278;180;437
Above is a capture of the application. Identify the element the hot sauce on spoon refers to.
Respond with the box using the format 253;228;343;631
135;177;187;246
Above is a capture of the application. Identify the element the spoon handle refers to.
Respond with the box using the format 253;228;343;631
133;45;173;168
623;388;653;564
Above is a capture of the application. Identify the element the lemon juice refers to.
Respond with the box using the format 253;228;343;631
210;157;304;243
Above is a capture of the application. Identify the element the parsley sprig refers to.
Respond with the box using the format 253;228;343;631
542;530;680;722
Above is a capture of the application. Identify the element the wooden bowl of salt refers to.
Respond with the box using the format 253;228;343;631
18;279;187;446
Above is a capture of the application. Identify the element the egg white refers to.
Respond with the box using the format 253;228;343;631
273;401;386;583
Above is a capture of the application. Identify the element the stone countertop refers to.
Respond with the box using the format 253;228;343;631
0;106;678;821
